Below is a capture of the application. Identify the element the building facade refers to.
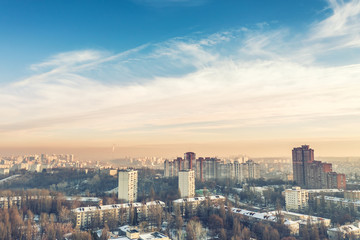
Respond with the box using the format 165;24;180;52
292;145;314;187
118;169;138;203
173;195;225;215
284;187;309;211
316;196;360;212
164;153;260;183
344;190;360;201
184;152;195;170
178;170;195;198
292;145;346;189
73;201;165;229
327;224;360;240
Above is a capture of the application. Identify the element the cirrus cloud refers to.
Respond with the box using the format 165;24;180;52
1;0;360;147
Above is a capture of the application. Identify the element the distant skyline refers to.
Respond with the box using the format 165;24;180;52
1;0;360;157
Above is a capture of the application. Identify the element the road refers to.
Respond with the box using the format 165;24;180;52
0;174;21;184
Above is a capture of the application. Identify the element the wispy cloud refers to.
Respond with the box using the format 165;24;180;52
303;0;360;63
1;0;360;146
30;50;106;71
311;0;360;43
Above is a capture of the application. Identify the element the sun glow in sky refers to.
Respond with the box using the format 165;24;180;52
1;0;360;157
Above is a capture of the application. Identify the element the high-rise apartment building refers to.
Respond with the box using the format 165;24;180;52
164;153;260;183
203;157;220;180
178;170;195;198
245;159;260;179
184;152;196;170
118;169;138;203
292;145;314;187
163;159;173;177
327;172;346;189
284;187;309;211
292;145;346;189
195;157;205;181
305;161;332;189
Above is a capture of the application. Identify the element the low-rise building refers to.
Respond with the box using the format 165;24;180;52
172;195;225;214
29;164;42;172
0;196;21;209
100;168;118;176
0;195;103;209
273;211;331;228
327;224;360;240
306;188;343;199
63;196;103;206
344;190;360;201
316;196;360;212
72;201;165;229
138;232;169;240
229;207;330;236
96;225;170;240
230;207;300;235
0;168;10;175
284;187;309;211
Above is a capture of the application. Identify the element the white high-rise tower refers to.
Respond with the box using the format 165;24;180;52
178;170;195;198
118;169;138;203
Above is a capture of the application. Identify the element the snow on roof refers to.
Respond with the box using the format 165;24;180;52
72;201;165;213
230;208;330;226
173;195;225;203
63;196;102;202
328;225;360;233
139;232;168;240
306;189;343;193
318;196;360;205
230;207;297;226
268;210;330;225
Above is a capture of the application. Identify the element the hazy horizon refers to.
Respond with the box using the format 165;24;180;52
2;139;360;160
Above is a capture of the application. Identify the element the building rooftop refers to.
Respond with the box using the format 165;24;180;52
63;196;102;202
139;232;168;240
227;207;330;228
229;207;297;226
173;195;225;204
306;189;343;193
119;169;137;172
269;210;331;225
72;201;165;213
318;196;360;204
328;224;360;233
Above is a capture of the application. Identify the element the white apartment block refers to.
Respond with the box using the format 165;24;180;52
284;187;309;211
73;201;165;229
118;170;138;203
173;195;225;215
230;207;330;236
178;170;195;198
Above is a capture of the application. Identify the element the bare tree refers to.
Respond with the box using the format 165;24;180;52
186;219;206;240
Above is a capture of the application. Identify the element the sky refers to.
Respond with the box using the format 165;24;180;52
1;0;360;157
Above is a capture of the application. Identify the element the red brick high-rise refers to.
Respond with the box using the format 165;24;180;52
184;152;196;170
292;145;314;187
292;145;346;189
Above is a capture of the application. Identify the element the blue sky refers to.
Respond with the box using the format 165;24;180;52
0;0;327;82
1;0;360;156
